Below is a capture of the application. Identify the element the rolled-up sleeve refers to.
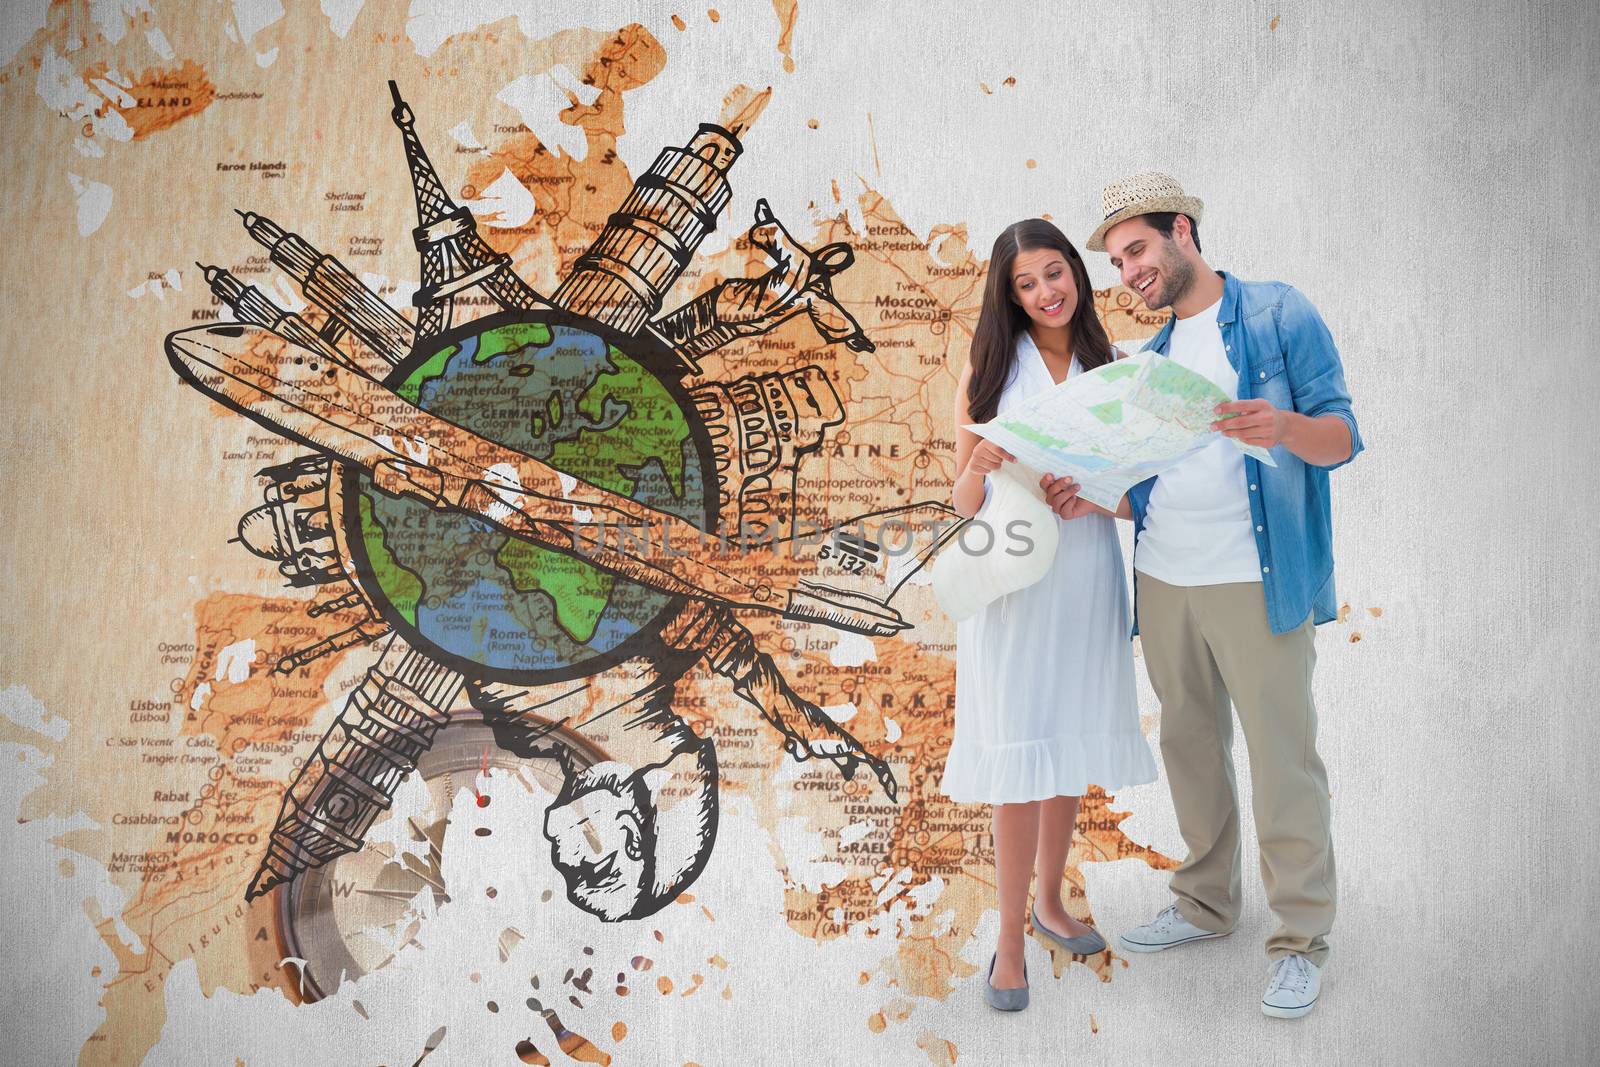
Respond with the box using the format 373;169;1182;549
1279;285;1363;470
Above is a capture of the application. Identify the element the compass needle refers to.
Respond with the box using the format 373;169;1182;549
354;888;427;901
406;816;446;858
399;852;447;892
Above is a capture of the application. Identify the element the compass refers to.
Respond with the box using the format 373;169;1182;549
275;718;607;1000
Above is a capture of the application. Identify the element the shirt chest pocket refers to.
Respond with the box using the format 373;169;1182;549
1246;351;1288;399
1250;353;1286;384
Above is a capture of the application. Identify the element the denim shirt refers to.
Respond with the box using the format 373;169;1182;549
1127;271;1363;636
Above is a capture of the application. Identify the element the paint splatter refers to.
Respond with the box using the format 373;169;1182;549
1090;1013;1099;1033
545;1011;611;1065
1270;15;1281;30
657;976;674;994
515;1040;550;1066
1369;606;1384;617
413;1025;447;1064
1026;159;1037;169
806;118;818;129
1349;632;1362;643
671;14;687;31
773;0;799;72
497;927;524;961
707;9;720;23
1338;602;1352;623
916;1031;958;1066
719;83;772;137
612;1021;627;1041
89;60;217;140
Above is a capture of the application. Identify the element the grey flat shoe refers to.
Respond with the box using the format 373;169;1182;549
984;953;1029;1012
1032;905;1108;956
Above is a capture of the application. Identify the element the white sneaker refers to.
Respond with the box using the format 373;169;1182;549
1117;903;1229;953
1261;953;1321;1019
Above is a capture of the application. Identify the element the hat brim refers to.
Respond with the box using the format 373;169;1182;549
1085;195;1205;252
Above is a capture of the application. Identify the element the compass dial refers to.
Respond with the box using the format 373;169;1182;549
276;719;606;999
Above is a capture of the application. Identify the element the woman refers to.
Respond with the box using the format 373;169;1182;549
941;219;1158;1011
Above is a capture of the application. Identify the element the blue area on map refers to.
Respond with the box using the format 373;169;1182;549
364;322;705;675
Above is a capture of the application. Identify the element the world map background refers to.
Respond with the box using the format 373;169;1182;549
1;1;1595;1064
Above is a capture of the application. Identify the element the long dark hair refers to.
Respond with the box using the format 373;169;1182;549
966;219;1113;423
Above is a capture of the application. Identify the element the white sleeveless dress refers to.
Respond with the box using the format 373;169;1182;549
940;333;1159;805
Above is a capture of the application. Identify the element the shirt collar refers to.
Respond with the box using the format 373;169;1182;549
1215;270;1239;326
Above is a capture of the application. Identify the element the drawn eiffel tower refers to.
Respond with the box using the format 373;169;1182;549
387;80;543;343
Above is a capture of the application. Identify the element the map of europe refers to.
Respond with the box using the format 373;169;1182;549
0;3;1292;1065
358;318;709;674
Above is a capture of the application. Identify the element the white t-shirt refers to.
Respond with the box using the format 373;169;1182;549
1133;298;1263;586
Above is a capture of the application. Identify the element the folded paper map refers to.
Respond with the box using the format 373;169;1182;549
968;351;1278;511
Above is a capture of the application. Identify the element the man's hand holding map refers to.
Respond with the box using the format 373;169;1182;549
967;350;1277;511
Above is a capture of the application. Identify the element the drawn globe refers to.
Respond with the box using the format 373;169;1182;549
343;309;716;682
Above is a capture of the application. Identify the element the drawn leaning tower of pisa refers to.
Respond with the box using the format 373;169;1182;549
552;124;743;336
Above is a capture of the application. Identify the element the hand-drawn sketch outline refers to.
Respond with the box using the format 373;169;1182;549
163;82;964;936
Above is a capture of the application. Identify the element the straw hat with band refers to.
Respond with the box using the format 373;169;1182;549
1085;171;1204;252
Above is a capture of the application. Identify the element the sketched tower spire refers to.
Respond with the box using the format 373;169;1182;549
553;124;742;336
387;80;542;342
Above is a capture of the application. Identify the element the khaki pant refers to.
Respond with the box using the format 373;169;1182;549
1136;572;1336;966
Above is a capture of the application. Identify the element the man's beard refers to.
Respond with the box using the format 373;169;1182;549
1145;242;1194;311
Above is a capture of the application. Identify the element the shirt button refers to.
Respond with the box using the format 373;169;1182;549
1262;566;1270;573
1256;525;1263;532
1249;483;1257;491
1259;370;1267;379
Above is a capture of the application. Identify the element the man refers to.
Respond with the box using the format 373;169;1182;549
1040;172;1362;1019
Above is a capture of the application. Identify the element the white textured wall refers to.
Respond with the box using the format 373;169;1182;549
2;1;1594;1062
504;3;1598;1056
